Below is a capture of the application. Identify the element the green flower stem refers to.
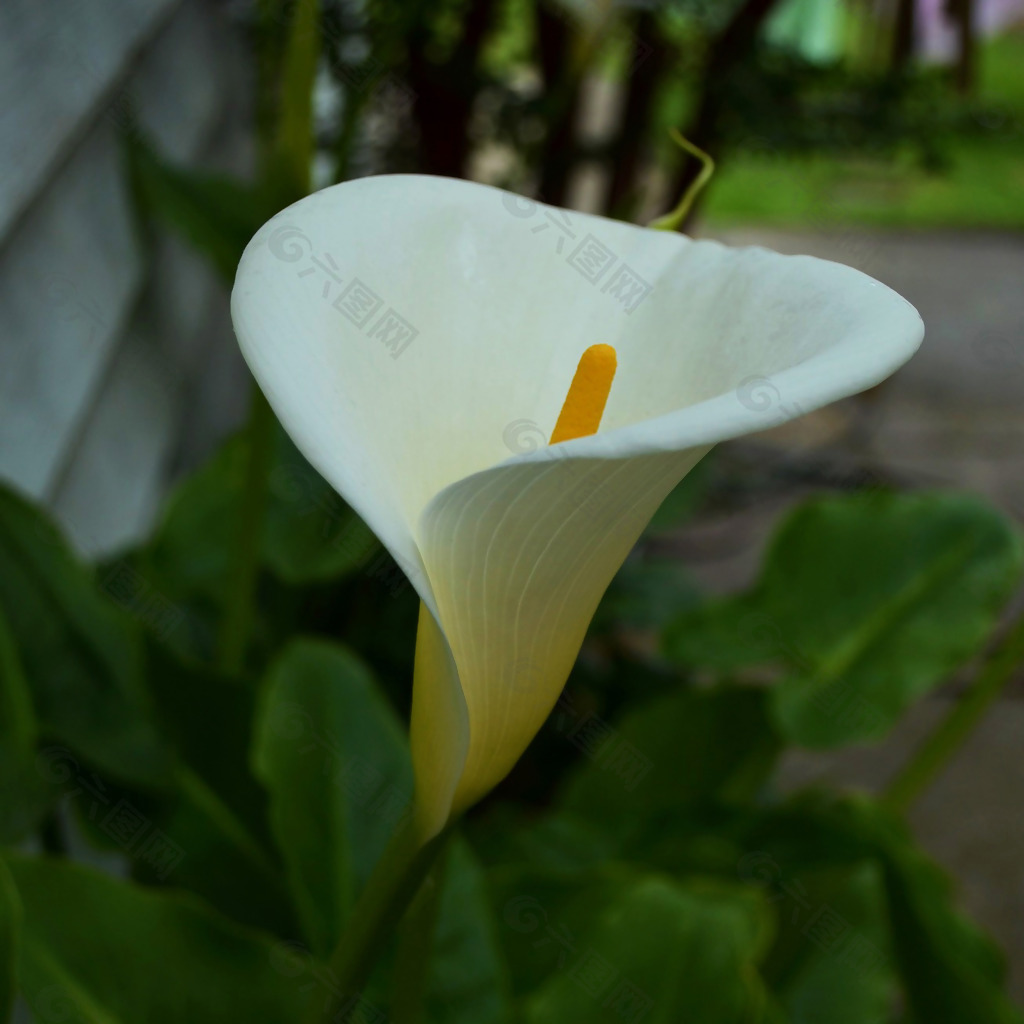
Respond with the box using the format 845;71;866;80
308;823;451;1024
883;609;1024;814
647;130;715;233
217;387;275;674
390;842;451;1024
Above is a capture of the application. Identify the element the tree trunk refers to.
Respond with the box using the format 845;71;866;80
535;5;580;207
891;0;918;73
603;11;668;220
407;0;496;177
667;0;785;227
949;0;976;94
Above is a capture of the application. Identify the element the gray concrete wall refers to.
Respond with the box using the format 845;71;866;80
0;0;252;557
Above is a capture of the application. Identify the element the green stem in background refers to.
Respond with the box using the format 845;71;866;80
332;87;369;184
255;0;287;175
882;610;1024;814
307;824;451;1024
390;844;450;1024
273;0;319;200
218;388;275;674
647;130;715;233
218;0;319;675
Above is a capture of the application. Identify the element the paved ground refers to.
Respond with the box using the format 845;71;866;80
712;227;1024;514
683;227;1024;998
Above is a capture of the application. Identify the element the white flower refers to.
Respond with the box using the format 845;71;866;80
232;174;923;838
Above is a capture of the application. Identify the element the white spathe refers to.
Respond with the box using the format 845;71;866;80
231;173;923;838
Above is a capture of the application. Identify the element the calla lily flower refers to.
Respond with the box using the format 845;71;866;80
231;174;923;840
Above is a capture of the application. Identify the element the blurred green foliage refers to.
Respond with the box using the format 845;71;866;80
704;32;1024;228
2;450;1022;1022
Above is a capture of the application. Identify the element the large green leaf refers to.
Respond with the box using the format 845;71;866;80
128;141;271;284
128;639;297;937
664;493;1023;747
263;430;380;585
878;820;1023;1024
0;486;172;788
427;839;512;1024
744;794;1023;1024
146;641;273;846
469;809;620;879
0;859;18;1024
559;685;781;827
5;854;308;1023
524;876;771;1024
252;639;412;956
778;864;895;1024
139;431;375;614
757;858;897;1024
0;607;49;841
645;453;713;533
592;554;701;634
486;861;643;1001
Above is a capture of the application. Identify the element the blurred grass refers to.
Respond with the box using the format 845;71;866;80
702;32;1024;230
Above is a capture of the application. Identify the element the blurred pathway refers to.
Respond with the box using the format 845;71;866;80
686;226;1024;999
674;226;1024;593
712;226;1024;515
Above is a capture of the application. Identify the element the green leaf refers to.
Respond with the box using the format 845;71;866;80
263;431;380;585
5;854;308;1024
559;686;781;827
645;453;713;533
782;867;895;1024
744;794;1023;1024
128;140;270;284
593;555;701;633
146;641;272;846
469;809;619;878
252;638;412;956
877;820;1023;1023
487;862;641;1000
665;493;1024;747
134;439;240;623
524;876;771;1024
139;431;375;619
661;591;769;672
0;607;49;841
0;486;172;788
760;859;897;1024
133;639;297;937
427;839;512;1024
0;858;19;1024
